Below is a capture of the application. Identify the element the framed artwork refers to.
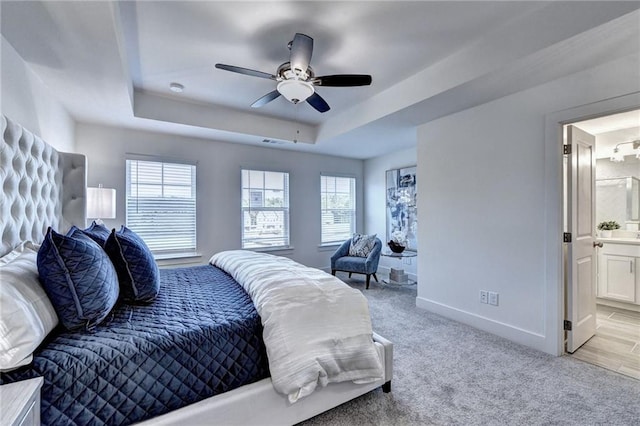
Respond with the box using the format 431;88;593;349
386;166;417;251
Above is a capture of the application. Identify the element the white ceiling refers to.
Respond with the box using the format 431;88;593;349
2;1;639;159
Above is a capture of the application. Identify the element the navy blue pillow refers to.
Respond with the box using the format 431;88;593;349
37;227;119;331
82;221;111;245
104;226;159;303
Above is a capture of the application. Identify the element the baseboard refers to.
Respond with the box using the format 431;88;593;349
415;296;550;354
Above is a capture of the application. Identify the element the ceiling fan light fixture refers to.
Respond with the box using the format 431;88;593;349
277;80;314;104
215;33;370;113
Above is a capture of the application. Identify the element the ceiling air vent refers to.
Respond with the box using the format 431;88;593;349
261;139;283;144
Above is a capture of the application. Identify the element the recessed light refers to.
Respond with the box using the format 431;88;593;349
169;82;184;93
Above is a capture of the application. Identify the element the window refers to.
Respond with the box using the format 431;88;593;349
126;159;196;255
242;169;289;249
321;175;356;244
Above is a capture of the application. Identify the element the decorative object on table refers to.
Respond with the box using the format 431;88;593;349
597;220;620;238
388;230;407;253
386;166;417;252
389;268;408;283
331;236;382;289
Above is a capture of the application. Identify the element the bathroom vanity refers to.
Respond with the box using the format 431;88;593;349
595;171;640;310
597;235;640;311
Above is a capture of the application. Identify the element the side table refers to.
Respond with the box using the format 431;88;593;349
0;377;43;426
381;250;417;285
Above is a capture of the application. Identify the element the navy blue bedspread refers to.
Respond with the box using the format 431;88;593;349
1;265;269;425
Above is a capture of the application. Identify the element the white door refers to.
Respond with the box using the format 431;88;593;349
566;125;597;353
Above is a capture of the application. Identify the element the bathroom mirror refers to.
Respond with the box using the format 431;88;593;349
596;176;640;228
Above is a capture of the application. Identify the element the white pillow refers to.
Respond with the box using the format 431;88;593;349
0;242;59;371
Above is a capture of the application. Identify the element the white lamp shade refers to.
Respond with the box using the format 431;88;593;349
276;80;314;103
87;187;116;219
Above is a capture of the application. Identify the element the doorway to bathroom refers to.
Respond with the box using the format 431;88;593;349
563;109;640;380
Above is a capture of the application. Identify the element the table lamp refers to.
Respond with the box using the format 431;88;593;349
86;184;116;225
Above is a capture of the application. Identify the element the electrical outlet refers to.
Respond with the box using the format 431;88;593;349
480;291;488;304
488;291;499;306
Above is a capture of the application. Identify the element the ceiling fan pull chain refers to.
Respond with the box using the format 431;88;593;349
293;104;300;143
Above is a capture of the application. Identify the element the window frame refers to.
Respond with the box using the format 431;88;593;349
320;173;357;246
125;157;197;256
241;168;291;250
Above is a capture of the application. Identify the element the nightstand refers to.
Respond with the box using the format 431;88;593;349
0;377;43;426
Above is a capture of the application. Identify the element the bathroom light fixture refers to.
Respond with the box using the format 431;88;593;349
609;140;640;162
610;147;624;162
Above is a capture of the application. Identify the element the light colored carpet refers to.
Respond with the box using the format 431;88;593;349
300;274;640;425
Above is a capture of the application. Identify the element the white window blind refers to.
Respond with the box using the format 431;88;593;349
321;175;356;244
126;159;196;254
242;169;289;249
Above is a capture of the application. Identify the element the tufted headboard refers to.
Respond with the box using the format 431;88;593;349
0;115;86;257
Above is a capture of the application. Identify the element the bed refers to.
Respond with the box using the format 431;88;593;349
0;115;393;425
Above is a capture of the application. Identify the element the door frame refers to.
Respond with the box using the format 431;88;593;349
543;92;640;356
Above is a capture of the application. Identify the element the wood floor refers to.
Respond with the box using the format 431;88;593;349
571;304;640;380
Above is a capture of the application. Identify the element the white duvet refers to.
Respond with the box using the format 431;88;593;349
209;250;383;403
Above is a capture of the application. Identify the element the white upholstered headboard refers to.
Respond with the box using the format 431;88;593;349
0;115;87;257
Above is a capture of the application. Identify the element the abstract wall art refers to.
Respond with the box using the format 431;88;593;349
385;166;417;252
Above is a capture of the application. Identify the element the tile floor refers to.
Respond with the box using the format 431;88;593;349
571;304;640;380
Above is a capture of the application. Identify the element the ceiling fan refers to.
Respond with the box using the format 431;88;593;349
215;33;372;113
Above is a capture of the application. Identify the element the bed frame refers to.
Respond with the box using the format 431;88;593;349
0;115;393;425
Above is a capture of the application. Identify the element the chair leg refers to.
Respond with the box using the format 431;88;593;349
349;272;352;278
331;269;336;276
373;273;379;282
365;274;371;289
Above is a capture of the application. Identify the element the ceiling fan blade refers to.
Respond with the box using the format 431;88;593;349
215;63;276;80
307;92;330;113
251;90;281;108
314;74;372;87
289;33;313;74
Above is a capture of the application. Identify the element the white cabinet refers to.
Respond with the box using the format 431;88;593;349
597;241;640;305
599;255;636;302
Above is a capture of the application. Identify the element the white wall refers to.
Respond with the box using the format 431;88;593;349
1;36;74;152
75;123;364;270
416;53;640;355
364;147;418;279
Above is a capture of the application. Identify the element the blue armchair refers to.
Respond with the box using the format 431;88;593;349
331;237;382;289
